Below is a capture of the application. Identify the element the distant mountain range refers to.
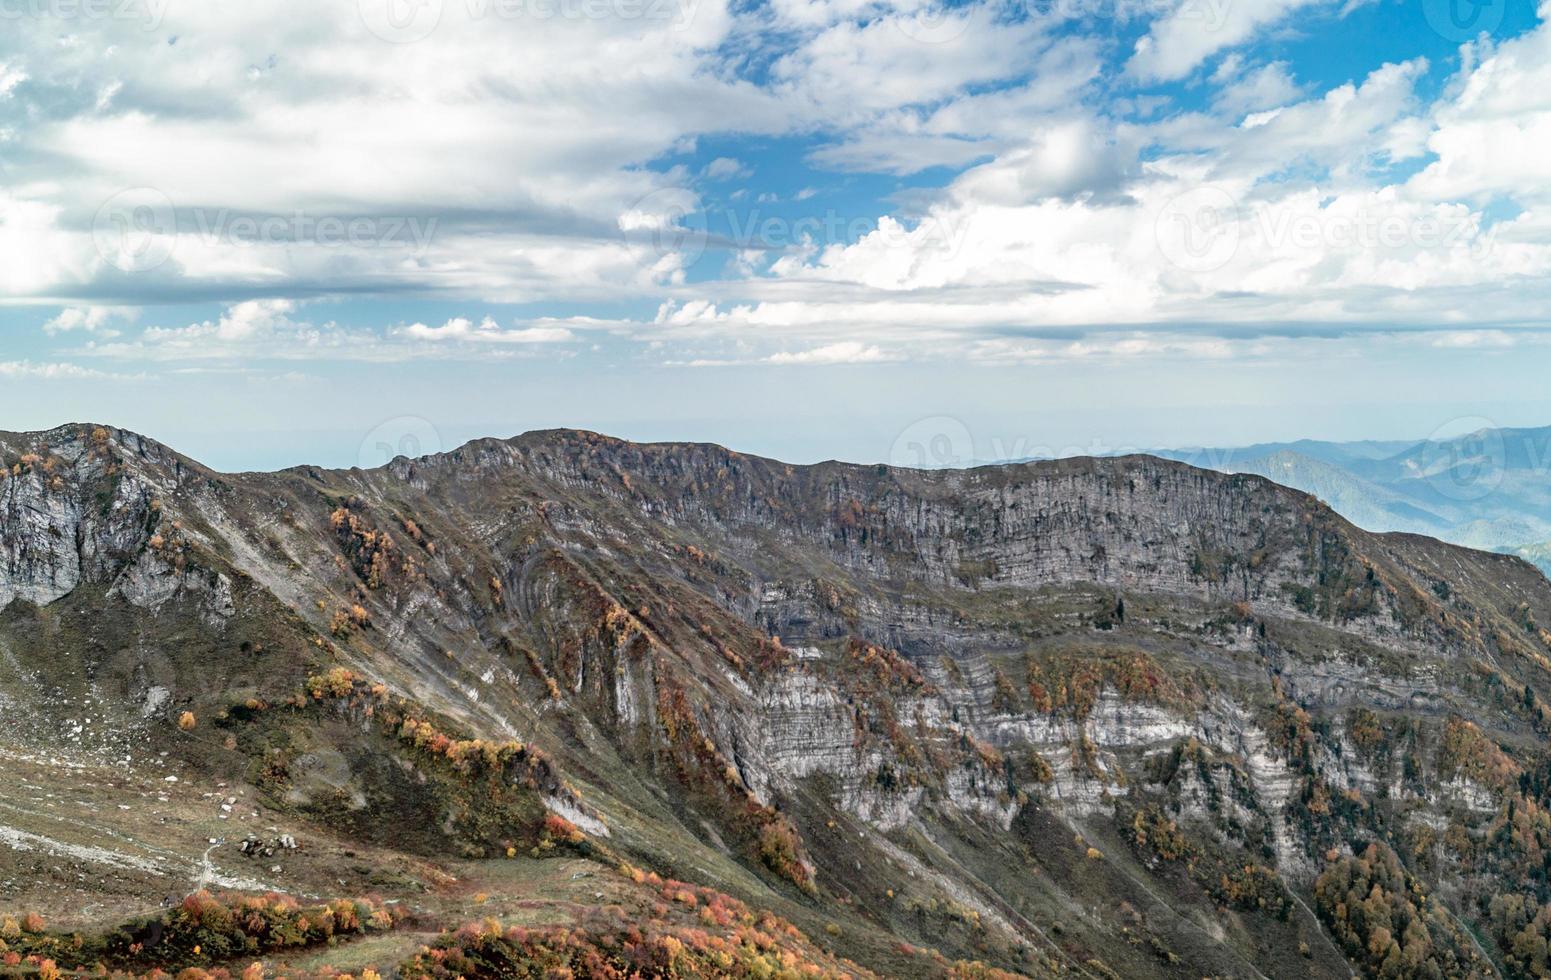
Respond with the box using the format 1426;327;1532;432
1152;425;1551;575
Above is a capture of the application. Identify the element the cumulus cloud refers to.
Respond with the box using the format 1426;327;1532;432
1406;25;1551;206
0;1;784;303
396;317;575;344
766;341;895;364
5;0;1550;374
82;302;581;363
43;306;135;336
142;299;302;347
624;49;1546;361
0;61;25;99
703;157;751;180
1126;0;1326;83
1211;57;1303;116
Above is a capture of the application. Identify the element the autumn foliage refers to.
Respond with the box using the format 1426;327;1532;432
1313;843;1482;978
1024;647;1190;721
295;669;596;853
655;676;815;893
400;871;866;980
330;499;419;589
0;893;394;976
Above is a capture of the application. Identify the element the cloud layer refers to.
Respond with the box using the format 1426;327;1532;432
2;0;1550;372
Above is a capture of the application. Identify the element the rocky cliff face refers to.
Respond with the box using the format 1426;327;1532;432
0;424;1549;979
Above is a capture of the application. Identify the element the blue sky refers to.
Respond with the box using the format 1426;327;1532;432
0;0;1549;470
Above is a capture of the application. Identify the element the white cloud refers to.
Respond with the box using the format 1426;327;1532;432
605;48;1551;360
0;360;145;381
0;1;791;303
703;157;751;180
396;316;575;344
766;341;894;364
770;2;1055;132
43;306;135;336
0;61;25;99
798;21;1099;176
82;302;579;363
945;118;1135;204
1211;58;1303;116
1126;0;1324;83
1427;329;1518;348
1406;25;1551;206
4;0;1550;376
142;299;299;345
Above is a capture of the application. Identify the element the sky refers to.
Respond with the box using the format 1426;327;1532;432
0;0;1549;471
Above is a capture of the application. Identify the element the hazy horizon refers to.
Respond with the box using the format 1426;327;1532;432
10;410;1542;476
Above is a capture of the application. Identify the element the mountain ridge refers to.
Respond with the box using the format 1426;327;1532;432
0;422;1550;977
